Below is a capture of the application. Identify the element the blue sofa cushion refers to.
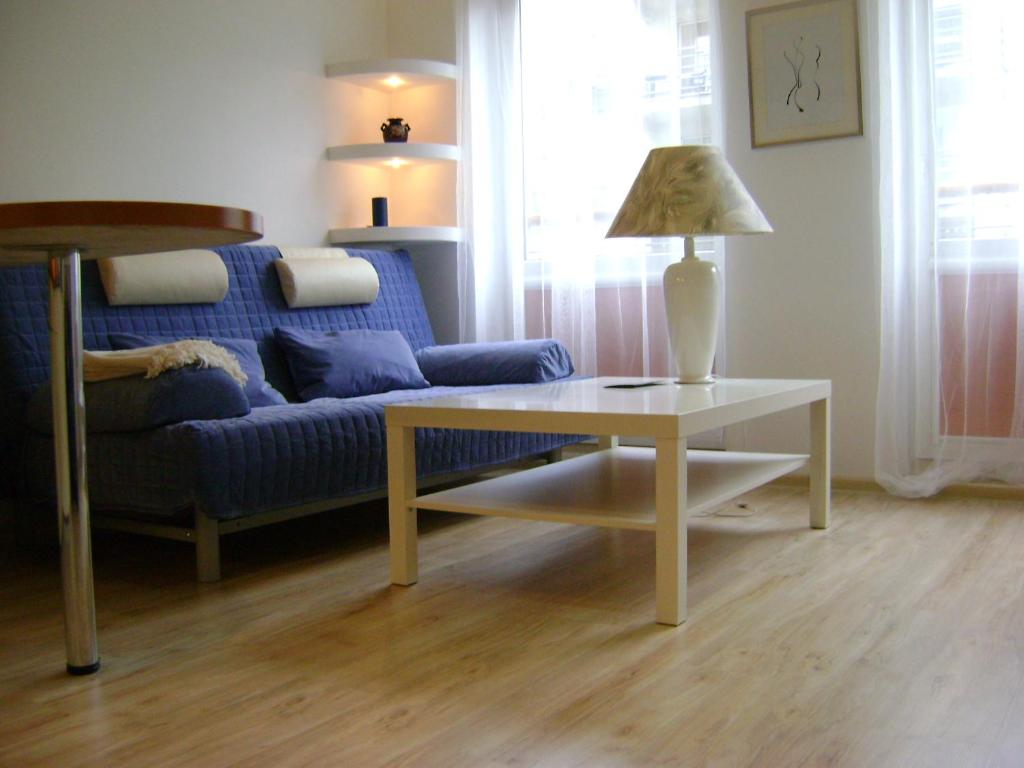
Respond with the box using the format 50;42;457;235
26;367;250;434
275;327;430;400
415;339;575;386
109;333;287;407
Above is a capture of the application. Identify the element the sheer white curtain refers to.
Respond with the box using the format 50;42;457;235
520;0;718;378
455;0;525;343
457;0;719;378
875;0;1024;496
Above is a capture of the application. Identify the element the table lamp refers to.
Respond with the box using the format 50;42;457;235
606;146;772;384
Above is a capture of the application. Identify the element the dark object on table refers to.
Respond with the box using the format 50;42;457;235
381;117;411;143
604;380;667;389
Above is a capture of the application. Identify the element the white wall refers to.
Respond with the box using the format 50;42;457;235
719;0;879;479
387;0;455;62
0;0;388;245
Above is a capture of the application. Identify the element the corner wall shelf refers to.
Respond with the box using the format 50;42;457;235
325;58;457;90
329;226;461;248
326;58;458;249
326;143;460;165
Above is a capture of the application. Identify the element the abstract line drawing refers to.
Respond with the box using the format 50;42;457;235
814;45;822;100
746;0;862;147
783;37;823;113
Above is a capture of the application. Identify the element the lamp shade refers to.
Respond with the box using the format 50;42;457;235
606;146;772;237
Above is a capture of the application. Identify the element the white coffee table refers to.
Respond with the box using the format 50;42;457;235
385;377;830;626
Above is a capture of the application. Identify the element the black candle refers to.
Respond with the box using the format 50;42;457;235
371;197;388;227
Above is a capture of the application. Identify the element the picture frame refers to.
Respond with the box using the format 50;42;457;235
746;0;862;148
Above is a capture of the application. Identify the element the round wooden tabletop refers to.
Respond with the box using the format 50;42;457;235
0;201;263;264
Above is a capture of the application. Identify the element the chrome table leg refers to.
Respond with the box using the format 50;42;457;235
48;248;99;675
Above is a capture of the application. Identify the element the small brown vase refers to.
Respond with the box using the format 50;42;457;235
381;117;411;143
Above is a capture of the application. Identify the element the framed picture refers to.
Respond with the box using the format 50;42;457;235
746;0;862;148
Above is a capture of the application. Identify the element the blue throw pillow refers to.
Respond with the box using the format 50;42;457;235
109;333;287;407
26;367;250;434
415;339;575;386
274;327;430;400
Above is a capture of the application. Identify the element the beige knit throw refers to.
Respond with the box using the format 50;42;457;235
83;340;248;386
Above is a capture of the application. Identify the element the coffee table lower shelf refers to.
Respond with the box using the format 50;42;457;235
413;447;809;529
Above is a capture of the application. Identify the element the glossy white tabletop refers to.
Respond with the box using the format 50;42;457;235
386;377;831;438
394;377;828;415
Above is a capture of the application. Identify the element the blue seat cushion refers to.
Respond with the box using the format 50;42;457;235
22;384;583;519
109;333;287;407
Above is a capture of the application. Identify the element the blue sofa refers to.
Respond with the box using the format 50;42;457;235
0;246;580;580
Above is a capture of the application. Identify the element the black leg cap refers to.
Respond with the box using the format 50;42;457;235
67;660;100;676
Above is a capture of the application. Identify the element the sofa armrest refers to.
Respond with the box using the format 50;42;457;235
415;340;574;386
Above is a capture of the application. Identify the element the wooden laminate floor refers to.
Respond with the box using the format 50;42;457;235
1;486;1022;767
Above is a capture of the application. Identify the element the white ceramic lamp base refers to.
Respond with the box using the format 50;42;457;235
663;237;719;384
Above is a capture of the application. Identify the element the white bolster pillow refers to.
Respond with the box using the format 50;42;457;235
98;250;229;306
277;246;350;260
274;257;380;308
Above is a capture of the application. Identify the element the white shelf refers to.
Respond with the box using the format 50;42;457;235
329;226;461;247
412;447;809;530
326;143;459;166
325;58;456;90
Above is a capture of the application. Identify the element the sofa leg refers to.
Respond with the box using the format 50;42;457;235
544;448;563;464
195;513;221;583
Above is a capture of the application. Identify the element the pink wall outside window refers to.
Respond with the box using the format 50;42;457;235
938;270;1019;437
525;284;672;377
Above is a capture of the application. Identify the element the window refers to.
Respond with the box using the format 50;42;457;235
933;0;1020;271
518;0;715;378
931;0;1022;440
678;18;711;100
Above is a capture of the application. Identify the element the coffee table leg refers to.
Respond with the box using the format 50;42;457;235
387;424;418;585
49;248;100;675
597;435;619;450
809;397;831;529
655;436;687;626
